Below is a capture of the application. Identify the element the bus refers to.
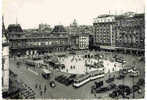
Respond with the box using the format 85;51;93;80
25;60;36;66
73;74;91;88
73;70;105;88
90;70;104;80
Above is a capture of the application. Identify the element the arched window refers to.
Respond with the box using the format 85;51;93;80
124;35;127;44
128;35;132;44
132;35;136;44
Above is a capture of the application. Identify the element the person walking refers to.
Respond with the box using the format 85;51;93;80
40;90;43;96
44;84;47;93
39;84;41;90
35;83;38;89
94;90;97;98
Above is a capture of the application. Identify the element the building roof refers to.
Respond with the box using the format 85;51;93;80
115;12;144;20
97;14;114;18
51;25;67;33
7;24;23;32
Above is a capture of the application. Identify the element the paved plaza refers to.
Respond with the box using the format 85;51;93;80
9;51;145;99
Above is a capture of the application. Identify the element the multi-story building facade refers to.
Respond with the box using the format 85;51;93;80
93;15;116;50
93;12;145;55
115;12;145;54
70;33;89;50
79;34;89;50
8;25;69;57
2;16;9;95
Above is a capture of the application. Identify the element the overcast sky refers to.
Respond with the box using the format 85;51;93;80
3;0;145;29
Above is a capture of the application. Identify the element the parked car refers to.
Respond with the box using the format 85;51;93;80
117;74;125;80
118;85;131;95
129;71;140;77
59;76;68;84
55;75;64;82
68;74;76;79
106;77;114;83
94;87;108;93
136;78;145;86
122;69;128;74
127;67;137;73
132;85;141;93
109;90;120;98
94;81;103;88
64;78;74;86
107;83;117;90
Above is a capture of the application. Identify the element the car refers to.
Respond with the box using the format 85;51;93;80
59;76;67;84
69;74;76;79
91;81;103;92
122;69;128;74
132;85;141;93
127;67;137;73
95;87;108;93
64;78;74;86
50;81;56;88
117;74;125;80
109;90;120;98
136;78;145;86
129;71;140;77
106;77;114;83
55;75;64;82
42;73;50;80
118;85;131;95
107;84;117;90
94;81;103;88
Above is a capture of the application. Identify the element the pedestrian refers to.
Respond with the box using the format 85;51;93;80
94;91;97;98
39;84;41;90
40;90;43;96
35;83;38;89
44;85;47;93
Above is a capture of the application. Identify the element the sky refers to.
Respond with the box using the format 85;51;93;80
3;0;145;29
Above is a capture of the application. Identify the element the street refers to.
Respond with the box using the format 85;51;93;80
9;52;145;99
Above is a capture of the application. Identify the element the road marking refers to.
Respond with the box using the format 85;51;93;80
28;68;39;75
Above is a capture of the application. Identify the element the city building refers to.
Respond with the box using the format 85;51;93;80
69;19;79;34
79;25;94;34
70;33;89;50
115;12;145;55
7;24;23;32
2;16;9;96
39;23;52;32
79;33;89;50
8;25;69;57
93;12;145;55
93;14;116;51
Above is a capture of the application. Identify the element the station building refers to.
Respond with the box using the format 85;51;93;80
8;25;69;57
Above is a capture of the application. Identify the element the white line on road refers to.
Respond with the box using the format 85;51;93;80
28;68;39;75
